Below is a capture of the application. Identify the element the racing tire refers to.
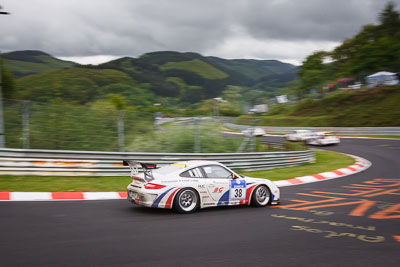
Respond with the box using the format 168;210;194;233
251;185;271;207
173;188;199;213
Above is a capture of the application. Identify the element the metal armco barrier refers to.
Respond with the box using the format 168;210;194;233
224;123;400;136
0;148;315;176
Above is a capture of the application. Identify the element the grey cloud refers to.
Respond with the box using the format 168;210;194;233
235;0;396;41
0;0;399;61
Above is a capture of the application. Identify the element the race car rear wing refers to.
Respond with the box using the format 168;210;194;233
123;160;157;181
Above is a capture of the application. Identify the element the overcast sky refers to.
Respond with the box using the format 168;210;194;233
0;0;398;65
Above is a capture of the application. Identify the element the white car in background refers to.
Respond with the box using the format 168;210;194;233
306;132;340;146
125;160;280;213
286;129;313;141
242;127;266;136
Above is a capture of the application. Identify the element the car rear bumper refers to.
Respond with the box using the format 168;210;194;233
127;185;158;207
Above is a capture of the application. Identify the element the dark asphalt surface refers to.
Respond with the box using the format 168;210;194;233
1;138;399;267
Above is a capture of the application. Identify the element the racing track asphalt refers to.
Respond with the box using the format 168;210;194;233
0;138;399;267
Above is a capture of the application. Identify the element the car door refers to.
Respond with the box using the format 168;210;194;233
201;164;246;206
202;165;231;204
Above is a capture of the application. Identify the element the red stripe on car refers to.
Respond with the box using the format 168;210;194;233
165;187;182;209
245;185;258;204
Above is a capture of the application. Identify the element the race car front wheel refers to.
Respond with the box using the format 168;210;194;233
251;185;271;207
174;188;198;213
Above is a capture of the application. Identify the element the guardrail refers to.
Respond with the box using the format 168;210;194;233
0;148;315;176
224;123;400;136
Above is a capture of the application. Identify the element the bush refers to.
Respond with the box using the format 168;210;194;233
126;120;242;153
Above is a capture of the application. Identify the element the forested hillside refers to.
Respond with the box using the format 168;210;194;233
1;50;76;77
2;50;297;110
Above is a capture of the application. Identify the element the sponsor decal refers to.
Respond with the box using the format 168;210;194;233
213;187;224;193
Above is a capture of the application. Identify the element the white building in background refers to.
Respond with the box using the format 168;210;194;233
276;95;288;104
253;104;268;113
366;71;399;87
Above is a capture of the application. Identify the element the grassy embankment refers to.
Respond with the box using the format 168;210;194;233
0;149;353;192
235;86;400;127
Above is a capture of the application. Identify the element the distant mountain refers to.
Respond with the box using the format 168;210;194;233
4;50;298;105
1;50;76;77
90;51;298;100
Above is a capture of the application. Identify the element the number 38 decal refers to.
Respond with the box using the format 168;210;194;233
234;188;243;198
230;180;246;200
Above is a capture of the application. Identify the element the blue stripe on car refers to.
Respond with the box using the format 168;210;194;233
217;190;230;206
152;187;175;208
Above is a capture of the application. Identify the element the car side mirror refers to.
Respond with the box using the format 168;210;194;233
231;173;237;179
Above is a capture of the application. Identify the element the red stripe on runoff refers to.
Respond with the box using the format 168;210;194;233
52;192;84;200
165;188;181;209
0;192;10;200
393;235;400;243
118;191;128;198
347;166;357;172
312;174;326;180
333;170;345;176
287;178;304;184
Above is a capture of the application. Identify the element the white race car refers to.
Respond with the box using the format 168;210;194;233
306;132;340;146
242;127;266;136
125;160;280;213
286;129;313;141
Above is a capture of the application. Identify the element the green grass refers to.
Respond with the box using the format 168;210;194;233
0;149;354;192
237;149;355;181
235;86;400;127
0;176;132;192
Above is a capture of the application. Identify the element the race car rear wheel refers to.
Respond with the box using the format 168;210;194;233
174;188;198;213
251;185;271;207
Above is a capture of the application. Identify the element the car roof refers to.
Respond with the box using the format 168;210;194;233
174;160;224;169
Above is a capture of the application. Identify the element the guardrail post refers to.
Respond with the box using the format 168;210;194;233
194;117;200;153
118;110;126;152
22;100;30;149
0;55;5;148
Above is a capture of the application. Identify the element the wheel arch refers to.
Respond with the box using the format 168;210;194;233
249;183;272;206
171;186;201;210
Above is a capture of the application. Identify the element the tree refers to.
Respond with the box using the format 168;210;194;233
297;2;400;91
107;93;127;110
1;65;16;98
297;51;330;97
378;1;400;36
